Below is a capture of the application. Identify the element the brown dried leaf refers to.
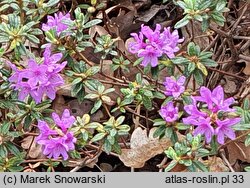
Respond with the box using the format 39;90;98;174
21;136;44;159
136;5;167;23
56;74;72;97
208;157;229;172
226;141;250;164
89;25;109;39
52;95;68;115
68;99;93;117
243;61;250;75
100;163;113;172
119;127;182;168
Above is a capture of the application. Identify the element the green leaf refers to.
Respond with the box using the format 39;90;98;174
176;1;187;9
153;91;166;99
176;123;190;130
84;93;99;99
85;79;100;91
244;166;250;172
187;42;197;56
193;160;208;172
171;57;189;65
117;125;130;132
187;62;196;74
197;148;210;157
76;87;85;103
26;34;40;44
8;166;24;172
86;66;100;76
233;123;250;131
72;77;83;85
174;15;190;29
84;19;102;29
91;132;106;142
184;0;194;9
198;0;211;10
153;125;166;138
24;115;32;130
0;145;8;158
112;142;121;154
193;69;204;85
201;19;209;32
44;0;60;7
142;96;152;110
91;99;102;114
199;51;213;60
103;139;112;154
197;62;208;76
194;14;203;22
165;160;177;172
116;116;125;125
245;134;250;146
103;88;115;95
133;57;143;66
243;99;250;110
107;135;115;145
5;142;20;156
201;59;218;67
72;82;83;97
211;12;226;26
153;119;166;126
165;127;173;138
0;122;11;134
216;0;227;11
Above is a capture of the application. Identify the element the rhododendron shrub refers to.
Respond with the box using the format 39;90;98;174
0;0;248;172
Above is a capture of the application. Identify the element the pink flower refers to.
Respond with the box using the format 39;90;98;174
194;86;235;113
160;102;178;122
8;46;66;103
129;24;183;67
164;76;186;98
183;86;241;144
36;109;76;160
52;109;76;132
42;12;72;35
215;118;241;144
185;116;214;143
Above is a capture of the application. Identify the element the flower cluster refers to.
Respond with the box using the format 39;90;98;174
160;101;179;123
36;109;76;160
183;86;241;144
9;46;66;103
128;24;183;67
42;12;72;35
164;76;186;98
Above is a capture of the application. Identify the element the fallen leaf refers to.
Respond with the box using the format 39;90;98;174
21;136;44;159
136;4;167;23
119;127;182;168
68;99;93;117
226;140;250;164
56;74;72;97
100;163;113;172
52;95;68;115
208;157;229;172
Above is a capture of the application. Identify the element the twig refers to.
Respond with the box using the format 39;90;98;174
25;136;35;158
157;157;168;172
125;106;154;123
87;144;120;157
218;130;250;150
70;149;102;172
207;67;246;81
219;150;235;172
